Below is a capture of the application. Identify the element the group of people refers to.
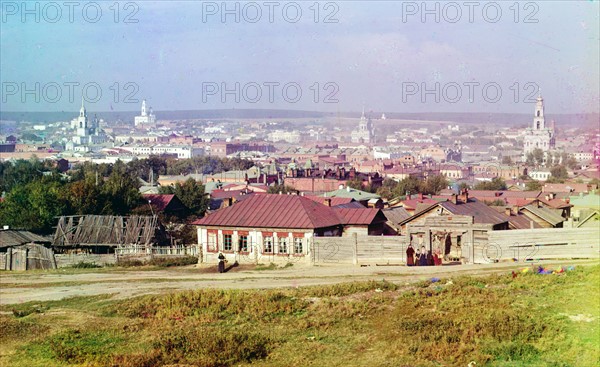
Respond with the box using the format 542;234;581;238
405;244;442;266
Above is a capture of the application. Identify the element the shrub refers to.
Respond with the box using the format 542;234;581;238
155;325;273;366
69;261;102;269
49;329;122;364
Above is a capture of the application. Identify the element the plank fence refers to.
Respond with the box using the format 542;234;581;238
482;227;600;263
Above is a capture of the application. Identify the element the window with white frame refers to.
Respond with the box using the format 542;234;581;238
293;237;303;254
207;232;217;252
263;236;273;253
278;236;288;254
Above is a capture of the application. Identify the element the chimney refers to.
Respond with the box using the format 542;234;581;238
450;194;458;204
339;184;344;190
406;194;411;200
505;207;512;217
347;186;351;192
460;188;469;203
324;198;331;207
418;193;424;200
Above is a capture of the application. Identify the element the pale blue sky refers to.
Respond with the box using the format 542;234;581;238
1;1;598;114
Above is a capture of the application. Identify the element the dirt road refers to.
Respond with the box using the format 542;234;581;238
1;260;597;305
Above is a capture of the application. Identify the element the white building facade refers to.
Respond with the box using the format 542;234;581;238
351;108;375;144
523;95;555;158
134;99;157;127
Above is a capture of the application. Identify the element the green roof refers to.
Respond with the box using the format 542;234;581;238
326;187;380;200
569;193;600;210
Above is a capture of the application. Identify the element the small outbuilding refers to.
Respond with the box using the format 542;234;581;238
0;229;55;270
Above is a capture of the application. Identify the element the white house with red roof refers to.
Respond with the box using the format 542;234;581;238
193;194;386;264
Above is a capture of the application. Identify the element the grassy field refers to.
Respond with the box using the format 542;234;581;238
1;264;598;367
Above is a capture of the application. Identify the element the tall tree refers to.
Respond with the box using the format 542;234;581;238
474;177;507;191
419;175;449;195
102;161;142;215
525;180;542;191
0;178;66;233
160;178;209;217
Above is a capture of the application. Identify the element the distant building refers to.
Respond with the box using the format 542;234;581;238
70;98;105;145
523;95;555;158
134;99;157;127
351;108;375;144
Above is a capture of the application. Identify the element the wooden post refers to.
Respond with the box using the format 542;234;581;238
468;229;474;264
6;248;12;271
352;232;358;265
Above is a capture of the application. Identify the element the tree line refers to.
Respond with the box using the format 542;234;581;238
0;156;252;234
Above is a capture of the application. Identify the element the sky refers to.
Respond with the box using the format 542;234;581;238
1;1;599;115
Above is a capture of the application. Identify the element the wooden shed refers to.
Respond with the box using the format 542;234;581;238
0;229;56;270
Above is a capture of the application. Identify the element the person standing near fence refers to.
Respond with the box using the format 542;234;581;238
419;246;429;266
406;244;415;266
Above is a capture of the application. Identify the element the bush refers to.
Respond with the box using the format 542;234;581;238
155;325;273;366
69;261;102;269
116;256;198;268
147;256;198;267
49;329;122;364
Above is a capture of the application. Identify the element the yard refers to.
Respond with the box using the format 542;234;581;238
1;262;598;366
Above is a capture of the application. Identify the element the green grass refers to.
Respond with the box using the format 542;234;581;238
1;265;598;367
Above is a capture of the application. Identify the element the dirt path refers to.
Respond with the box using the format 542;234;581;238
1;260;597;305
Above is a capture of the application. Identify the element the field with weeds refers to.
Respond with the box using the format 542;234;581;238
1;265;598;367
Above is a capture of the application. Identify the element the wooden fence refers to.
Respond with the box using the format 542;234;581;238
312;234;408;265
1;244;56;271
116;245;198;256
480;227;600;264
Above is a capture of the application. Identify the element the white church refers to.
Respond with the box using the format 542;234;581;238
134;99;156;127
522;94;555;160
351;108;375;144
69;98;106;147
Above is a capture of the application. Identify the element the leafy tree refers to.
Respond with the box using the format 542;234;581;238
501;156;513;165
525;180;542;191
64;180;105;215
394;176;421;197
532;148;545;166
376;178;398;200
483;199;507;206
545;166;568;184
345;177;364;191
266;183;297;195
0;158;50;193
160;178;209;217
565;156;579;170
128;156;167;182
419;174;449;195
0;178;66;233
525;152;535;166
101;161;142;215
474;177;507;191
458;182;470;190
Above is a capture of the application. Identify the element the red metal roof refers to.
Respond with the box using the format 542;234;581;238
304;195;354;207
143;194;175;212
193;194;342;229
333;208;380;225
